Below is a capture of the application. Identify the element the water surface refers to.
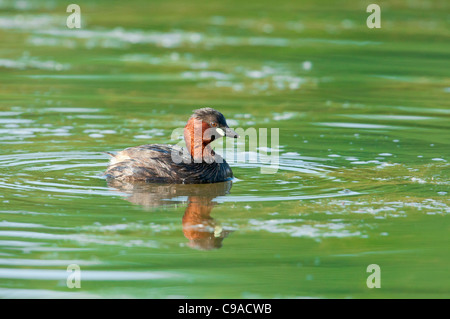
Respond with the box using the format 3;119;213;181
0;0;449;298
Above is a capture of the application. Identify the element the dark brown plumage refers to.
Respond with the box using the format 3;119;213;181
104;108;239;184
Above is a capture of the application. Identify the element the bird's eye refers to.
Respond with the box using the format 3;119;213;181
210;122;218;127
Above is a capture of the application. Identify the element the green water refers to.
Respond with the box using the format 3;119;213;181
0;0;449;298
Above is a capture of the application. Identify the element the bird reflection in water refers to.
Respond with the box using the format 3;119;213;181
107;180;234;250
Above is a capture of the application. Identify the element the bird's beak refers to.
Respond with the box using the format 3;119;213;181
225;127;239;138
216;127;239;138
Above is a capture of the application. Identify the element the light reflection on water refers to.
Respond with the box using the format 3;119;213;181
0;0;449;298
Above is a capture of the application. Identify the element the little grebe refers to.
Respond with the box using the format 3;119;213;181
104;108;239;184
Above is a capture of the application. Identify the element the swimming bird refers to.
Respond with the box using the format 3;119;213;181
104;108;239;184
